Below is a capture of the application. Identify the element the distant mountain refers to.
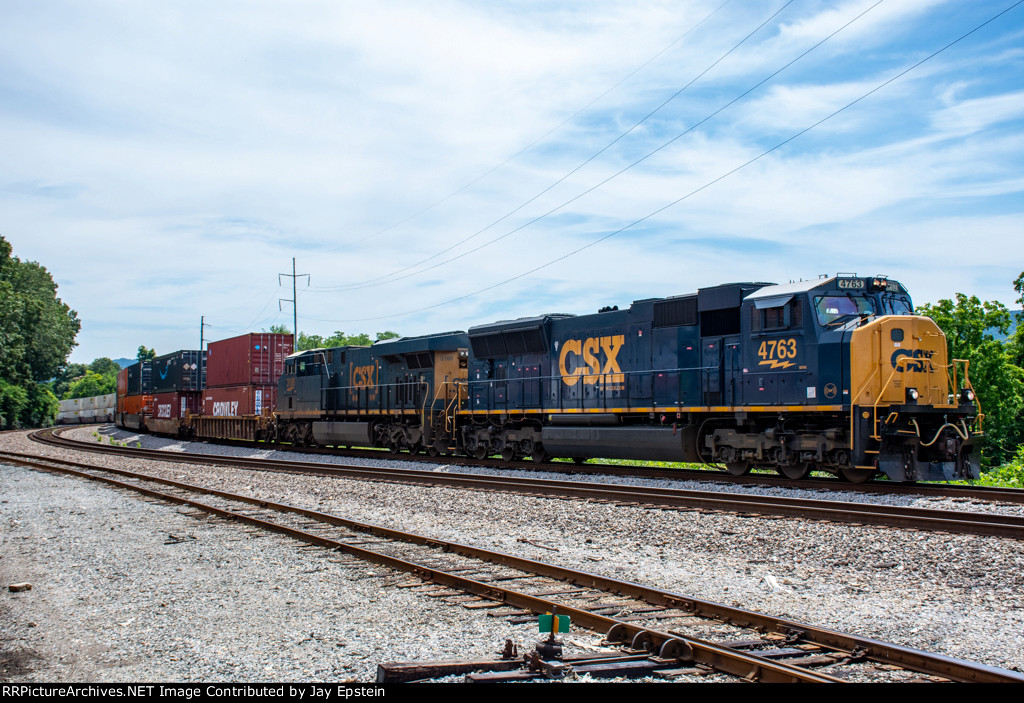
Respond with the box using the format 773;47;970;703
987;310;1022;342
114;358;135;369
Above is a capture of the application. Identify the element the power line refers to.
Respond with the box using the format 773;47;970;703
325;0;736;253
314;0;792;291
312;0;870;294
304;0;1023;324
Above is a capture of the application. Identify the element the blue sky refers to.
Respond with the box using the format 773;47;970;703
2;0;1022;363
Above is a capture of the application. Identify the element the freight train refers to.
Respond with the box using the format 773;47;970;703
116;275;982;483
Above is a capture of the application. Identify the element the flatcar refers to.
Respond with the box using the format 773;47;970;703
117;274;982;483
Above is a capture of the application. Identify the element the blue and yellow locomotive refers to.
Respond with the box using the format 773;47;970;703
275;274;981;483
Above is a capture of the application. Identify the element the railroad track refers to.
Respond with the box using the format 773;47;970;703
71;422;1024;504
24;428;1024;541
2;449;1020;684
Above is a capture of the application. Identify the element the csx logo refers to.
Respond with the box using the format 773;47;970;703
350;363;377;388
891;348;935;372
558;335;624;387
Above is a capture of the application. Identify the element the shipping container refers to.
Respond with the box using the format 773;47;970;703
151;391;202;420
151;350;206;393
206;333;293;388
125;361;153;396
119;394;153;416
201;385;277;417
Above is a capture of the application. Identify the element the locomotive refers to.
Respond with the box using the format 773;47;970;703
118;274;982;483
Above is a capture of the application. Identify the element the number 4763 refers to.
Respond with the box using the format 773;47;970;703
758;338;797;360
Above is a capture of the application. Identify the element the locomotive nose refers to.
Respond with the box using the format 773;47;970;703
848;315;949;408
848;315;980;481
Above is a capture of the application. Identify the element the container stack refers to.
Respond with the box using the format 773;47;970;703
118;361;153;429
58;393;116;424
149;350;206;421
203;333;293;417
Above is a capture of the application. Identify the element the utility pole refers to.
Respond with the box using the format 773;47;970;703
199;316;211;386
279;257;310;347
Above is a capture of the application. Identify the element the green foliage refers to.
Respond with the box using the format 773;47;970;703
0;379;28;429
136;345;156;361
50;362;87;399
65;370;116;399
0;379;59;429
917;286;1024;467
0;235;79;428
89;357;121;377
1011;272;1024;369
290;329;400;352
969;446;1024;488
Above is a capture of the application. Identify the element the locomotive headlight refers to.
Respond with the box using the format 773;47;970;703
960;388;975;404
906;387;919;403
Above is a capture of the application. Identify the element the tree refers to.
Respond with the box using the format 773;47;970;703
136;345;156;361
917;291;1024;467
297;330;367;351
65;370;116;399
49;362;87;399
1010;271;1024;368
0;235;79;428
276;328;402;352
89;357;121;377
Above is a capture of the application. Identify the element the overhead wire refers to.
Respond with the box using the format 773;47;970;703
325;0;735;252
312;0;873;294
301;0;1024;324
312;0;790;290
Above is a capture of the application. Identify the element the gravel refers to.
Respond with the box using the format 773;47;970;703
3;425;1023;682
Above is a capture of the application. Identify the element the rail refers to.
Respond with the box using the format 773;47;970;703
9;444;1024;683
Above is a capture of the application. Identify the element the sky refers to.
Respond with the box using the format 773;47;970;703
2;0;1022;364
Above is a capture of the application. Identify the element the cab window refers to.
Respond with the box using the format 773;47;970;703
751;298;802;332
814;295;874;326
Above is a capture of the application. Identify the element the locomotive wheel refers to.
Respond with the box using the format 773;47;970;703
388;440;401;455
777;462;811;480
473;445;489;460
725;461;751;476
840;466;876;483
530;448;549;464
427;443;440;458
500;447;516;462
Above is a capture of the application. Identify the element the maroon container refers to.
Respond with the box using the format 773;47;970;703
201;385;277;417
206;333;293;388
151;391;202;420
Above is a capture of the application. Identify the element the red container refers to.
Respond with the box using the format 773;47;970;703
151;391;201;420
206;333;293;388
201;385;277;417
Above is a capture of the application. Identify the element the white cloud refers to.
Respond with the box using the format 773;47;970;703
0;0;1020;363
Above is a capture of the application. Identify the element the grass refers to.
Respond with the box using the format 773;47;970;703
970;449;1024;488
